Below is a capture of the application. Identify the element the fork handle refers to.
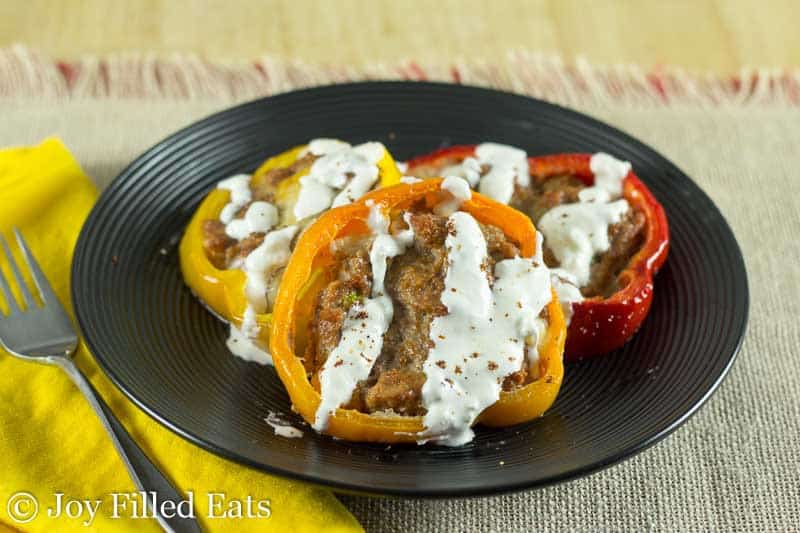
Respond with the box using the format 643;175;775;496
53;358;202;533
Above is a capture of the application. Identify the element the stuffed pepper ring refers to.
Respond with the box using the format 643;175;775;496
407;144;669;360
179;139;402;363
270;178;566;445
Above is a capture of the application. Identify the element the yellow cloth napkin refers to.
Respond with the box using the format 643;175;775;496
0;138;362;532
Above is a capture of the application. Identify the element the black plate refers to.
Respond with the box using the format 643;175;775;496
72;82;748;497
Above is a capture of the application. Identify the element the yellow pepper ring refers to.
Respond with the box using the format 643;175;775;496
270;179;566;443
179;143;402;334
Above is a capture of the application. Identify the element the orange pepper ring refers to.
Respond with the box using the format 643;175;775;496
270;179;566;443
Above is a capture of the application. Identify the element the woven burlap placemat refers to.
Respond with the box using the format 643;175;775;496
2;47;797;531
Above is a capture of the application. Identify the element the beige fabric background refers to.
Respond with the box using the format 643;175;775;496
0;97;797;531
3;0;800;74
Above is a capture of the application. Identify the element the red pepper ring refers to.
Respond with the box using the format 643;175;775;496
407;147;670;360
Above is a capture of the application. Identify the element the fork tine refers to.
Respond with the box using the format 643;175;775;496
0;245;20;314
13;228;59;306
1;233;36;309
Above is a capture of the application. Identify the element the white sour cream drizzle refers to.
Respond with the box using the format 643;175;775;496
215;173;299;364
226;306;273;365
537;153;632;291
420;210;552;446
243;225;299;312
441;143;530;204
225;201;279;240
434;175;472;216
265;412;303;438
437;148;632;325
217;175;252;224
225;225;298;365
294;140;387;220
530;231;579;327
313;202;415;431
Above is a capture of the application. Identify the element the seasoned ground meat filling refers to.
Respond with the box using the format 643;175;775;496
306;204;532;416
509;176;646;298
414;161;646;298
202;220;271;268
201;153;316;270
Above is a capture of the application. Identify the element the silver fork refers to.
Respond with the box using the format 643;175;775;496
0;229;201;533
